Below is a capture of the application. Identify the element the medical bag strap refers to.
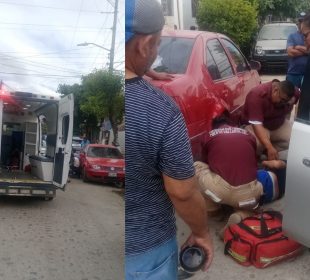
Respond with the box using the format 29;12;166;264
238;211;282;238
262;210;283;221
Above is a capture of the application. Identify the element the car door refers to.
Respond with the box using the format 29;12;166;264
53;94;74;189
221;38;260;111
205;38;240;111
282;83;310;247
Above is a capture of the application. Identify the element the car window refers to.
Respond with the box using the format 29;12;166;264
152;37;195;74
297;85;310;123
206;48;221;80
258;25;297;40
87;147;123;159
206;39;233;80
222;39;248;73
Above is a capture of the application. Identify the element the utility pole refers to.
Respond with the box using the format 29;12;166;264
109;0;118;72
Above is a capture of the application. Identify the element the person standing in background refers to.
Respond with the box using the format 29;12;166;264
286;12;309;88
298;13;310;119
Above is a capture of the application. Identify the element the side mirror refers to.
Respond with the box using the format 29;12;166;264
249;60;261;71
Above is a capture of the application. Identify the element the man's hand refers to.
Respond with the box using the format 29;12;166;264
181;232;214;271
287;45;308;57
266;145;279;160
295;45;308;54
146;69;174;80
152;72;174;80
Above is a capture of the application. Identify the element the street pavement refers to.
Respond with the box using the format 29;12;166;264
0;178;124;280
260;74;285;83
176;198;310;280
176;73;310;280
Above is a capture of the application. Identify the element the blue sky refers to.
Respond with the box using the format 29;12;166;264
0;0;125;96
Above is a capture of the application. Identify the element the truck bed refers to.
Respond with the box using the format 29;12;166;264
0;168;43;182
0;168;56;198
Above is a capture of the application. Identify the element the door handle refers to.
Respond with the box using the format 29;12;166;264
302;158;310;167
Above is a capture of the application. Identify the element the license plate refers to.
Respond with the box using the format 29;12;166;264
108;172;117;177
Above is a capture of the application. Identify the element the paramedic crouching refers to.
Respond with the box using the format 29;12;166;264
242;80;299;160
195;115;286;232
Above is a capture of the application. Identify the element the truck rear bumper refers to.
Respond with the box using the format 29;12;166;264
0;182;56;198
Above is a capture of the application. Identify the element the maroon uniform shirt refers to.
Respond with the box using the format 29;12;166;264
202;125;258;186
242;81;299;130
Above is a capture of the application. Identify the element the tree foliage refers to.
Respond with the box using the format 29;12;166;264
197;0;258;51
81;69;124;145
255;0;310;23
57;83;98;137
57;70;124;144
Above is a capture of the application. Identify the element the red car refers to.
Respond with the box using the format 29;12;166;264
79;144;125;185
149;29;261;160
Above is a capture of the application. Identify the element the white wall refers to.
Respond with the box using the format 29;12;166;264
160;0;198;30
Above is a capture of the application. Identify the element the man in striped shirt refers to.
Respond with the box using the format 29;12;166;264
125;0;213;279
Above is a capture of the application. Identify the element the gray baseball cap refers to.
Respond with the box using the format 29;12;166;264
125;0;165;43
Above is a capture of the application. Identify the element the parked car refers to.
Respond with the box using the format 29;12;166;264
72;136;83;151
282;79;310;247
252;22;298;70
148;29;261;160
79;144;125;185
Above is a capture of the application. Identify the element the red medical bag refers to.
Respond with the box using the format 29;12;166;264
224;211;303;268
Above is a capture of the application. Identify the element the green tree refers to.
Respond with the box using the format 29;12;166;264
57;83;98;139
81;69;124;146
197;0;258;54
255;0;310;23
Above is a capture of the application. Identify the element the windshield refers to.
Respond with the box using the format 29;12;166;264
72;140;82;145
258;25;297;40
87;147;123;159
152;36;195;74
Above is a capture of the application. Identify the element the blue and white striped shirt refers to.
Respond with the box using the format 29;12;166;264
125;77;195;255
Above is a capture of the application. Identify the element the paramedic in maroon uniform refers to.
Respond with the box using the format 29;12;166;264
195;116;264;212
195;115;287;235
242;80;299;160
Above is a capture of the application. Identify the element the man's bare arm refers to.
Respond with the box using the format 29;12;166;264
252;124;278;160
287;46;307;57
163;174;213;271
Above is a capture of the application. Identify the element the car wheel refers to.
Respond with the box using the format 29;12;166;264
115;182;124;188
82;168;89;182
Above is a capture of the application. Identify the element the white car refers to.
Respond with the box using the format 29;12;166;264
72;136;83;151
283;76;310;247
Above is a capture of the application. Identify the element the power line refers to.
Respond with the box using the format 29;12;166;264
0;21;111;30
0;71;82;78
0;1;109;13
70;0;84;49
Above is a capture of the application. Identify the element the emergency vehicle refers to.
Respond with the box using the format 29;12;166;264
0;85;73;200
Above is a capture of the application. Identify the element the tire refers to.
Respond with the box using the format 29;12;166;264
115;182;124;188
82;168;89;182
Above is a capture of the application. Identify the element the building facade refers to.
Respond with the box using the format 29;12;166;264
160;0;198;30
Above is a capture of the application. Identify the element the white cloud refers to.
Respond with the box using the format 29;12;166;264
0;0;124;96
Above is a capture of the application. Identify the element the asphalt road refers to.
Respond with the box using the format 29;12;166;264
0;178;124;280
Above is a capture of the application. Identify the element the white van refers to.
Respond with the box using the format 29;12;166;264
0;89;74;200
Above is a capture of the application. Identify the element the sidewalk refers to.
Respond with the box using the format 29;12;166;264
176;198;310;280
